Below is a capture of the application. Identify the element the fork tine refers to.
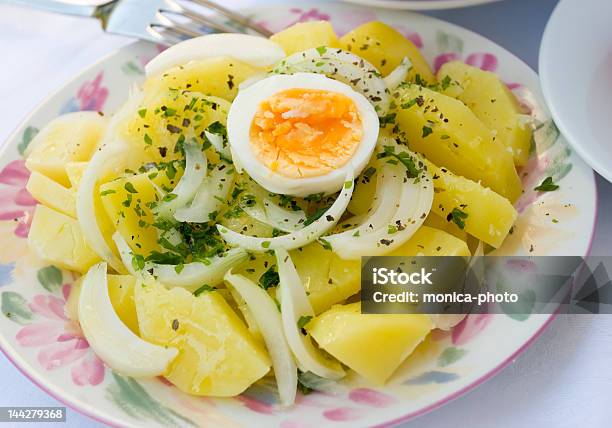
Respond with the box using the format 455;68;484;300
188;0;273;37
151;21;203;40
161;8;239;34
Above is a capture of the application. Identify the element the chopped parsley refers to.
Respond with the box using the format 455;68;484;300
534;176;559;192
259;267;280;290
193;284;215;296
124;182;138;193
447;207;468;229
378;146;421;178
297;315;313;331
422;125;433;138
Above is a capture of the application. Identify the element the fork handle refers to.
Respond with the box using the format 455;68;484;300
1;0;109;17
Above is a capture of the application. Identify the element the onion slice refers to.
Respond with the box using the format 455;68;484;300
242;198;307;233
336;161;403;237
156;142;207;220
113;232;247;289
273;48;390;116
384;57;412;91
217;170;354;252
77;143;127;273
275;248;345;379
78;263;178;376
326;147;434;259
152;247;248;289
224;271;297;406
174;163;235;223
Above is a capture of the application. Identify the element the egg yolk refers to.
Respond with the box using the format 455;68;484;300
250;88;363;178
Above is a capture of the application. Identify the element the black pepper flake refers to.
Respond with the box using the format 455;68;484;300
158;146;168;158
227;74;235;90
182;118;191;127
171;319;179;331
325;215;334;222
166;124;181;134
380;239;393;246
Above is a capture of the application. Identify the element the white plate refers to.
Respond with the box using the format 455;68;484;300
540;0;612;182
340;0;502;10
0;2;597;427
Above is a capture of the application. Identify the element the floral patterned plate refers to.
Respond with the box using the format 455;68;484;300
0;3;597;428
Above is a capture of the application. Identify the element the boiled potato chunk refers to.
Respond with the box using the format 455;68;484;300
28;204;101;273
271;21;340;55
144;57;262;101
25;112;108;187
66;274;139;334
438;61;532;166
307;303;433;384
388;226;471;257
107;274;139;334
424;212;468;242
135;279;270;396
340;21;435;84
428;162;517;248
65;161;88;188
291;243;360;314
26;171;76;218
115;90;230;166
99;173;160;256
394;84;522;202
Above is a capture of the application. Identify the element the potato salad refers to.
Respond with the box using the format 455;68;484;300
23;20;532;405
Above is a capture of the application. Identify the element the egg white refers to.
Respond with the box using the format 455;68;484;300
227;73;380;197
145;33;286;76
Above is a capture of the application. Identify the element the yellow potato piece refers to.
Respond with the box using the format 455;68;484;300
291;243;361;315
115;90;230;166
307;303;433;384
25;112;108;187
428;162;517;248
387;226;471;257
99;173;161;256
271;21;340;55
28;204;101;273
394;84;522;202
424;212;468;242
66;274;139;335
438;61;533;166
144;57;262;102
340;21;435;83
26;171;76;218
65;161;88;188
135;279;270;396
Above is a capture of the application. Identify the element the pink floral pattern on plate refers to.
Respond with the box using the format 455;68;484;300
14;283;104;386
0;160;35;238
0;4;594;428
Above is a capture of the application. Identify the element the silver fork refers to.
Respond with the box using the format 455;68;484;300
2;0;272;45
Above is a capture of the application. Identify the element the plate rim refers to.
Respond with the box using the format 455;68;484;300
339;0;502;11
539;0;612;183
0;3;599;427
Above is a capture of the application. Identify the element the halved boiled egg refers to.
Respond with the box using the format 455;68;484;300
227;73;379;196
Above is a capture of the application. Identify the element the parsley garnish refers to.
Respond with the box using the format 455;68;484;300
534;176;559;192
138;108;147;118
447;207;468;229
131;254;145;271
297;315;313;330
124;182;138;193
193;284;215;296
259;267;280;290
378;146;421;178
422;125;433;138
100;189;116;197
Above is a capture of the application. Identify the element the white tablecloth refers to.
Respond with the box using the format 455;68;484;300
1;0;611;427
